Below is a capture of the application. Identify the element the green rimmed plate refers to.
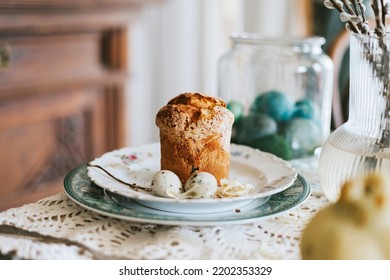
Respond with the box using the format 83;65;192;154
64;164;310;226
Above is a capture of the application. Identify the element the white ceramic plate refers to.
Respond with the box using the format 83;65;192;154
106;189;271;215
87;143;297;214
64;165;310;226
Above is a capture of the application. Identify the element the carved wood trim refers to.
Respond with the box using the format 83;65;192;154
30;116;87;187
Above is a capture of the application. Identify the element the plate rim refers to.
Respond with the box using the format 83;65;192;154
63;164;310;226
86;142;297;204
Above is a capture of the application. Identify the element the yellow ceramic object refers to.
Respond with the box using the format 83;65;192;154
301;173;390;260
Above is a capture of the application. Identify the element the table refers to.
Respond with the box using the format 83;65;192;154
0;157;329;260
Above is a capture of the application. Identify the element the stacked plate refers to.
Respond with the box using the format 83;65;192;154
63;143;310;226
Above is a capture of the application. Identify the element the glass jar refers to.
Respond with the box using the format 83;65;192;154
218;33;333;160
319;32;390;202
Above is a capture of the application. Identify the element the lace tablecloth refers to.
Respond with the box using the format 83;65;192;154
0;157;329;260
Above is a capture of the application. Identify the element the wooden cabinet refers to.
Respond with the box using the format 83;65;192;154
0;0;159;211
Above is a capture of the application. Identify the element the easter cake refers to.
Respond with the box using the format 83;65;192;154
155;92;234;185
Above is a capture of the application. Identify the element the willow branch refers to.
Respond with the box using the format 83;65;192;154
371;0;387;37
381;0;387;26
330;0;361;32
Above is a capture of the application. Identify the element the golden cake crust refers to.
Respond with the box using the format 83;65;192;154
156;92;234;185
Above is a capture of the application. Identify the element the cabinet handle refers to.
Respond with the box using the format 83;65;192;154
0;43;11;71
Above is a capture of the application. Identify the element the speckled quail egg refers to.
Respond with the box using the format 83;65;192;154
182;172;218;198
151;170;183;198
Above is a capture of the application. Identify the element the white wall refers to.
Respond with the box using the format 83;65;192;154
244;0;311;36
126;0;311;147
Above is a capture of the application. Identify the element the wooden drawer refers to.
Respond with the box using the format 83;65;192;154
0;33;105;93
0;86;108;211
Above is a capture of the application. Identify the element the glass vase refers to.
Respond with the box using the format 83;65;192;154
319;32;390;202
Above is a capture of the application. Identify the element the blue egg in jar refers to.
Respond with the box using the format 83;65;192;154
281;118;323;158
219;34;333;159
235;112;278;144
291;98;321;120
250;90;293;122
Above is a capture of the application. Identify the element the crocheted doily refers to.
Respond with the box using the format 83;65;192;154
0;157;329;259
